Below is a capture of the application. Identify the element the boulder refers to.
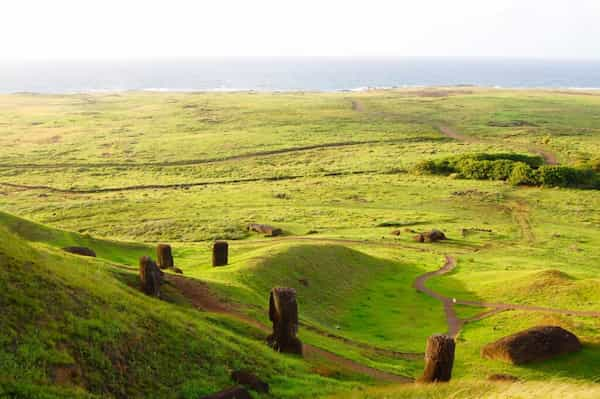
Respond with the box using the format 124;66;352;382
267;287;303;355
414;230;447;243
62;246;96;257
231;370;269;393
488;374;519;382
200;386;251;399
156;244;174;269
247;223;283;237
481;326;581;365
424;229;447;242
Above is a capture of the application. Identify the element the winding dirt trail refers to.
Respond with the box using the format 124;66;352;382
438;125;558;165
348;99;559;165
413;256;464;337
167;274;413;383
414;255;600;337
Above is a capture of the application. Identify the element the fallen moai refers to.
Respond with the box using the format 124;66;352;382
62;246;96;257
414;229;447;243
212;241;229;267
139;256;163;298
247;223;283;237
231;370;269;393
267;287;303;355
481;326;581;365
156;243;174;269
200;386;251;399
418;334;455;383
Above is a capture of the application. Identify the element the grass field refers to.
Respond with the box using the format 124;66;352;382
1;88;600;398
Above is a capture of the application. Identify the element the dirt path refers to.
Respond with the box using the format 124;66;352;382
438;125;558;165
414;255;600;337
0;139;405;170
299;322;422;360
413;256;463;337
347;100;558;165
0;169;377;194
167;274;412;383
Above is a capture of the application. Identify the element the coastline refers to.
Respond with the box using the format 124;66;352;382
4;85;600;95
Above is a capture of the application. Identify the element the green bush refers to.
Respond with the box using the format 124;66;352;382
509;162;536;186
536;166;596;188
456;159;493;180
413;159;453;175
490;160;516;180
413;152;598;189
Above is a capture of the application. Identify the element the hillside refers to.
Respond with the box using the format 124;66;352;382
0;215;363;398
1;88;600;398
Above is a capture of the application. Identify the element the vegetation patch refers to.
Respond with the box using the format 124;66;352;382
414;153;599;189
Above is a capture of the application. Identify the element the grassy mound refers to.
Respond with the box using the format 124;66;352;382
0;218;358;398
201;244;445;347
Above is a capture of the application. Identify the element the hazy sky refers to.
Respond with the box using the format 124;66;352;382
2;0;600;59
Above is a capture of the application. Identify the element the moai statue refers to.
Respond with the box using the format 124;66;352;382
139;256;162;298
156;244;174;269
418;334;455;382
212;241;229;267
266;287;303;355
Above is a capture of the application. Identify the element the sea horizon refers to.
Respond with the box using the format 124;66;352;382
2;56;600;94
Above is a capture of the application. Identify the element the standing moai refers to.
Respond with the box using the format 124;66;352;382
156;244;174;269
212;241;229;267
418;334;455;383
266;287;303;355
139;256;162;297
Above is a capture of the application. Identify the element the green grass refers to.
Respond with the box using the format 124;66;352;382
0;217;363;399
1;88;600;397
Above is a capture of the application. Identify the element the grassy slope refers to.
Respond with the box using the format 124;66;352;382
187;243;445;376
1;89;600;397
0;217;361;399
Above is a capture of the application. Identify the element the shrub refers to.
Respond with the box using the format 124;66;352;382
413;159;453;175
456;159;493;180
413;152;598;190
490;160;515;180
509;162;536;186
536;166;596;188
413;160;438;175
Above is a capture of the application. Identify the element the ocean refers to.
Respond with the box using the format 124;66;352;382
1;57;600;93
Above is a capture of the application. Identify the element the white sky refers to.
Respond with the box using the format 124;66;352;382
2;0;600;59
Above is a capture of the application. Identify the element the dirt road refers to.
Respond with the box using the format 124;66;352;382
413;255;600;337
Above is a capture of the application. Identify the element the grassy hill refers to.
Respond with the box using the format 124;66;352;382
0;216;363;398
1;88;600;397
